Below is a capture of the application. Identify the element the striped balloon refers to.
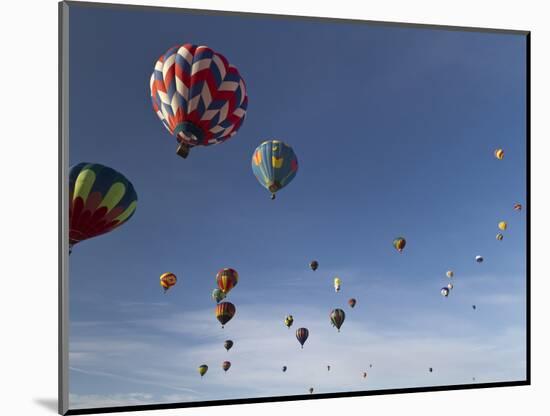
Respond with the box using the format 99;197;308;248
251;140;298;199
296;327;309;349
329;309;346;332
150;44;248;158
216;268;239;294
222;361;231;372
69;163;137;252
215;301;236;328
160;272;177;292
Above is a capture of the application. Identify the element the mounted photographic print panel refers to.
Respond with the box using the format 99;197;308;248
59;1;529;414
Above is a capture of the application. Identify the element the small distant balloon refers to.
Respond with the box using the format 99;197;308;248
334;277;342;293
284;314;294;329
224;340;233;351
393;237;406;253
330;309;346;332
429;367;433;373
369;364;373;368
441;287;450;297
310;260;318;271
348;298;357;308
212;288;226;304
282;366;287;372
363;372;368;379
498;221;508;231
198;364;208;377
494;149;504;160
216;268;239;295
160;272;177;293
447;283;454;290
475;255;484;263
327;365;331;371
215;302;236;328
514;203;522;211
496;233;504;241
222;361;231;372
472;305;477;310
296;328;309;349
309;387;314;394
446;270;454;278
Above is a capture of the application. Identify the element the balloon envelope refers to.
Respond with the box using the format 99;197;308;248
330;309;346;331
150;44;248;156
215;302;236;327
160;272;177;292
296;328;309;348
216;268;239;294
251;140;298;198
69;163;137;249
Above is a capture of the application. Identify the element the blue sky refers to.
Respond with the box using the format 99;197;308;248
67;4;527;409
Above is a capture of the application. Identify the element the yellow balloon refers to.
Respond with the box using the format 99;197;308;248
446;270;454;278
334;277;342;292
494;149;504;160
498;221;507;231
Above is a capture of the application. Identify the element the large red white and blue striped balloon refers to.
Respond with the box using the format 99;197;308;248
150;44;248;151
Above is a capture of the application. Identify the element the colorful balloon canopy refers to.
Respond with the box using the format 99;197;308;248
496;233;504;241
334;277;342;293
514;203;522;211
198;364;208;377
69;163;137;252
160;272;177;292
284;315;294;329
251;140;298;199
446;270;454;278
494;149;504;160
150;44;248;159
447;283;454;290
224;340;233;351
222;361;231;372
441;287;450;297
212;288;226;304
393;237;406;253
215;302;236;328
498;221;508;231
475;255;484;263
310;260;319;271
330;309;346;332
216;268;239;294
296;327;309;349
348;298;356;308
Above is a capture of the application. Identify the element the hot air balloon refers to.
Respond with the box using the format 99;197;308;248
222;361;231;372
212;288;226;304
334;277;342;293
475;255;484;263
327;365;331;371
441;287;450;297
494;149;504;160
330;309;346;332
363;372;368;379
69;163;137;253
296;328;309;349
251;140;298;199
309;388;314;394
496;233;504;241
198;364;208;377
216;268;239;294
498;221;508;231
284;315;294;329
369;364;373;368
348;298;356;308
310;260;319;271
215;302;236;328
160;272;177;293
393;237;406;253
224;340;233;352
446;270;454;278
282;366;287;372
150;44;248;159
514;203;522;211
429;367;433;373
447;283;454;290
472;305;477;310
